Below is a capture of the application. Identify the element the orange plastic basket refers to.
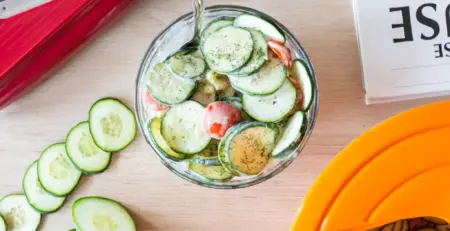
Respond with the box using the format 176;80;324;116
291;100;450;231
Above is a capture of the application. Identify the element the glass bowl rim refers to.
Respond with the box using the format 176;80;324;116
135;4;320;189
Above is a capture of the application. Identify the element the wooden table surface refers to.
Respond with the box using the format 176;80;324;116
1;0;448;230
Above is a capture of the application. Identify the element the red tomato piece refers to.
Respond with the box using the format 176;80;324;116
268;40;292;68
203;102;242;139
144;90;169;111
288;76;304;111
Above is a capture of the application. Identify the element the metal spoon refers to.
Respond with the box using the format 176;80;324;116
169;0;204;58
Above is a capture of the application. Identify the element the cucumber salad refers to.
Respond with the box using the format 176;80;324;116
145;14;315;182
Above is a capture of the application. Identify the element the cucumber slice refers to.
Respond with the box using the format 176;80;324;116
186;140;220;165
189;163;232;181
225;122;277;175
0;194;41;231
234;14;286;43
191;80;216;107
66;122;112;174
290;59;314;111
169;53;207;81
161;101;211;154
201;26;254;73
147;62;197;105
89;98;137;152
243;80;297;122
272;111;307;158
0;215;5;231
23;161;66;213
72;197;136;231
149;118;186;161
38;143;82;197
229;56;287;96
229;29;268;77
205;70;230;91
201;17;234;43
218;126;241;176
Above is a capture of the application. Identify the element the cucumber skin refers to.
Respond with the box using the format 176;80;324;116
88;98;137;152
272;111;308;159
224;122;278;176
37;143;81;198
22;161;67;214
188;163;232;182
292;59;315;112
148;119;186;162
218;126;241;176
72;196;136;231
233;14;286;43
169;54;207;81
148;83;198;106
0;194;41;231
66;121;112;175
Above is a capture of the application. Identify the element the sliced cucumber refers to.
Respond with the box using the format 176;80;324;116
229;56;287;96
291;59;314;111
218;126;241;176
272;111;307;158
161;101;211;154
89;98;137;152
201;17;234;43
201;26;254;73
205;70;230;91
234;14;286;43
0;215;5;231
37;143;82;197
0;194;41;231
66;122;112;174
243;80;297;122
169;53;206;81
147;62;197;105
186;140;220;165
191;80;216;107
149;118;186;161
230;29;268;76
23;161;66;213
225;122;277;175
189;162;232;181
72;197;136;231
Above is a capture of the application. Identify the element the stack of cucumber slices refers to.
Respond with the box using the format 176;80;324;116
145;14;315;182
0;98;137;230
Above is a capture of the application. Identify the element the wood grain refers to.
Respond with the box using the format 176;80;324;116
1;0;449;230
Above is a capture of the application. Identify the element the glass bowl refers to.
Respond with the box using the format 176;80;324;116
135;5;319;189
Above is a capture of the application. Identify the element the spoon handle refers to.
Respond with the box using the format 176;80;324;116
192;0;204;39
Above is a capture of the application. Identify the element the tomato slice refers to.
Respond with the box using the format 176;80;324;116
145;90;169;111
268;40;292;68
203;102;242;139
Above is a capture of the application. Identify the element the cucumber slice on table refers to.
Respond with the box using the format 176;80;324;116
290;59;315;111
186;140;220;165
229;29;268;77
72;197;136;231
243;80;297;122
23;161;66;213
0;215;5;231
0;194;41;231
149;118;186;161
225;122;277;175
234;14;286;43
272;111;307;158
189;162;232;181
66;122;112;174
89;98;137;152
147;62;197;105
169;53;207;81
201;26;254;73
218;126;241;176
229;55;287;96
201;17;234;43
38;143;82;197
161;101;211;154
